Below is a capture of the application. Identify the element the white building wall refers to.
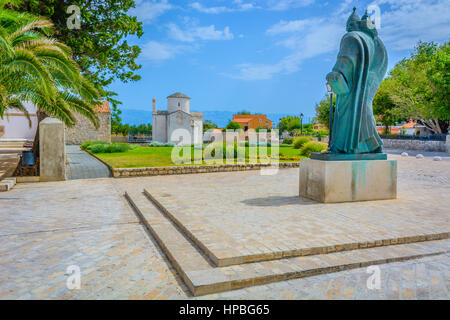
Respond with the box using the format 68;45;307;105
167;111;193;145
167;98;190;114
152;113;168;143
0;101;38;141
192;116;203;145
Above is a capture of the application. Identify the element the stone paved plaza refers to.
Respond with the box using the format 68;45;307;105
0;154;449;299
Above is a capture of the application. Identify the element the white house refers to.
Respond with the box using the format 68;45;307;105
152;92;203;145
0;101;38;144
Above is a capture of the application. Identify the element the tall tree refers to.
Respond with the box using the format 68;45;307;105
224;121;242;131
17;0;144;107
203;120;218;131
388;41;450;133
314;94;335;129
0;1;100;124
0;0;101;155
372;79;398;134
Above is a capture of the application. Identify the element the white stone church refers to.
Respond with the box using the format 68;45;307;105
152;92;203;145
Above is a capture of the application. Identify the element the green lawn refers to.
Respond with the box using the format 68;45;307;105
92;146;304;168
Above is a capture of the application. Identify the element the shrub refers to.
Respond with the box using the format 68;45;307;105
243;141;271;147
293;136;311;149
299;141;328;157
81;140;107;150
148;141;176;147
282;137;294;145
90;143;132;153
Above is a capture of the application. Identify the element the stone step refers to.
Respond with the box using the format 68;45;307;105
143;188;449;267
125;190;450;296
0;178;16;192
125;190;213;293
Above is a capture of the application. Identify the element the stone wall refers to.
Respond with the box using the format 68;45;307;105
382;137;449;152
107;162;299;178
111;135;128;143
65;112;111;145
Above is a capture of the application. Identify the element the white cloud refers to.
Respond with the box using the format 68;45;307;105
373;0;450;50
140;41;186;61
266;18;322;35
189;1;257;14
230;0;450;80
231;19;342;80
266;0;315;11
168;23;234;42
190;2;232;14
129;0;173;23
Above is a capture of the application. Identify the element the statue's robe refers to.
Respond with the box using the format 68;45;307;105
328;30;388;154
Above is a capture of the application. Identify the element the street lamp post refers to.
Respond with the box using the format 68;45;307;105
326;83;334;148
300;113;304;135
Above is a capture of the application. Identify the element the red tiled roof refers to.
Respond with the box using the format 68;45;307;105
95;101;110;113
401;121;417;129
377;126;400;134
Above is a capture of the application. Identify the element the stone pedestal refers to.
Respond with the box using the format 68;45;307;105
299;159;397;203
39;118;66;182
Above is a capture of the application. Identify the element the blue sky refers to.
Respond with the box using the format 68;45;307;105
109;0;450;122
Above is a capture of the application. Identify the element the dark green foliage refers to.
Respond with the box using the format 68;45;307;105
80;140;108;150
203;120;218;131
90;143;134;153
314;95;335;129
17;0;144;123
224;121;242;131
293;136;311;149
299;141;328;157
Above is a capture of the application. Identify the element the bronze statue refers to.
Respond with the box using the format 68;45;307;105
326;8;388;155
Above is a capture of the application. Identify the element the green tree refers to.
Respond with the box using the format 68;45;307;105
223;121;242;131
314;95;335;129
0;1;100;126
278;116;299;132
203;120;218;131
17;0;144;111
372;79;398;134
237;110;251;115
387;41;450;133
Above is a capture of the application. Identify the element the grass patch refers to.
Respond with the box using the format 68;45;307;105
91;145;305;168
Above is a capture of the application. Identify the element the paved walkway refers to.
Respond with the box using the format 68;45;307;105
0;154;448;299
65;145;111;180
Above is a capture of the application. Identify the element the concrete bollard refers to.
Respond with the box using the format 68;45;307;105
39;117;66;181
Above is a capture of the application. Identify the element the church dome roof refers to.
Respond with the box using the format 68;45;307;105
167;92;191;99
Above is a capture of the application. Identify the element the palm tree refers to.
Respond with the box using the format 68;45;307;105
0;0;100;145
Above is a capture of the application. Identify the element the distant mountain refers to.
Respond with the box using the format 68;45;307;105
119;109;312;128
120;109;153;126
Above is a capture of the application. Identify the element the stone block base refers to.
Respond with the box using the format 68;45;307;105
39;118;66;182
299;159;397;203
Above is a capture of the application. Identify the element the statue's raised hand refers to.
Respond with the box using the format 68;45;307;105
326;71;350;95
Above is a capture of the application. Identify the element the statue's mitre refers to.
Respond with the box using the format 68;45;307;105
346;7;360;31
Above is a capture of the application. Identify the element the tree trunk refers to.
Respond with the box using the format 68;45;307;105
421;119;442;134
384;122;389;135
434;119;442;134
